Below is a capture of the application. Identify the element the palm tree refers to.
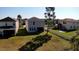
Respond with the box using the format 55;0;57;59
44;7;56;34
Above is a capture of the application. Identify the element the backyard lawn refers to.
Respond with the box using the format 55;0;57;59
36;29;79;51
0;30;71;51
0;35;37;51
0;28;76;51
50;29;77;40
0;28;45;51
52;29;76;36
36;32;71;51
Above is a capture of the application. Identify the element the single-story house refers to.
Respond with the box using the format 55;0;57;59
0;17;19;37
25;17;45;32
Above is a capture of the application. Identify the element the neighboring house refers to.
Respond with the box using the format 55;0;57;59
0;17;19;37
55;18;79;31
25;17;45;32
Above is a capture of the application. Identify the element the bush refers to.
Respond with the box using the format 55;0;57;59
19;42;37;51
16;28;42;36
16;28;27;36
19;34;52;51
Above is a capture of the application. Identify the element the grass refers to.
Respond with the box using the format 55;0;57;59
50;29;77;40
0;27;73;51
75;35;79;41
0;29;72;51
36;32;71;51
52;29;76;36
0;35;37;51
0;30;71;51
19;33;52;51
0;28;45;51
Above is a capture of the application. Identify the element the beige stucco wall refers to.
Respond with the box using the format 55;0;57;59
15;20;19;34
25;20;29;31
58;20;79;30
25;17;45;32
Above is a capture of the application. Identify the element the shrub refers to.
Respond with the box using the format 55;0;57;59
19;34;52;51
16;28;27;36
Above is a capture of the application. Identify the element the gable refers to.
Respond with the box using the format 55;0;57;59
0;17;16;22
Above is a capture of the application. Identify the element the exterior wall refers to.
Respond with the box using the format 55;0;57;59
15;20;19;34
0;20;19;36
25;18;45;32
58;20;79;31
0;22;15;27
63;22;79;30
25;20;29;31
0;30;3;36
63;23;75;30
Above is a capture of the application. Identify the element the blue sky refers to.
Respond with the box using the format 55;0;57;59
0;7;79;19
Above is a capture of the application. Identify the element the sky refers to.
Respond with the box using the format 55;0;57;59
0;7;79;19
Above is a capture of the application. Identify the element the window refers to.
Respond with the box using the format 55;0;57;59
33;22;35;25
32;27;33;31
33;27;35;30
29;27;36;31
73;26;75;29
29;28;31;31
5;23;7;26
0;31;2;34
70;26;72;29
77;26;79;29
13;23;15;26
63;21;66;24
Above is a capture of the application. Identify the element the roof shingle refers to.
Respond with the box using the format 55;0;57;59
0;17;15;22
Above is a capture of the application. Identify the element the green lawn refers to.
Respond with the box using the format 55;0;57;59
36;32;71;51
0;28;74;51
0;29;46;51
50;29;77;39
0;31;71;51
0;36;36;51
75;35;79;41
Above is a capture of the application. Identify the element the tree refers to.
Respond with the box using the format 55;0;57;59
17;15;22;28
44;7;56;34
17;15;22;21
74;30;79;51
70;30;79;51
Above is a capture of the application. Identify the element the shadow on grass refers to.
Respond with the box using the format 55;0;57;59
0;35;14;39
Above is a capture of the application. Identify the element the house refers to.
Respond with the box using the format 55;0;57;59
25;17;45;32
0;17;19;37
55;18;79;31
